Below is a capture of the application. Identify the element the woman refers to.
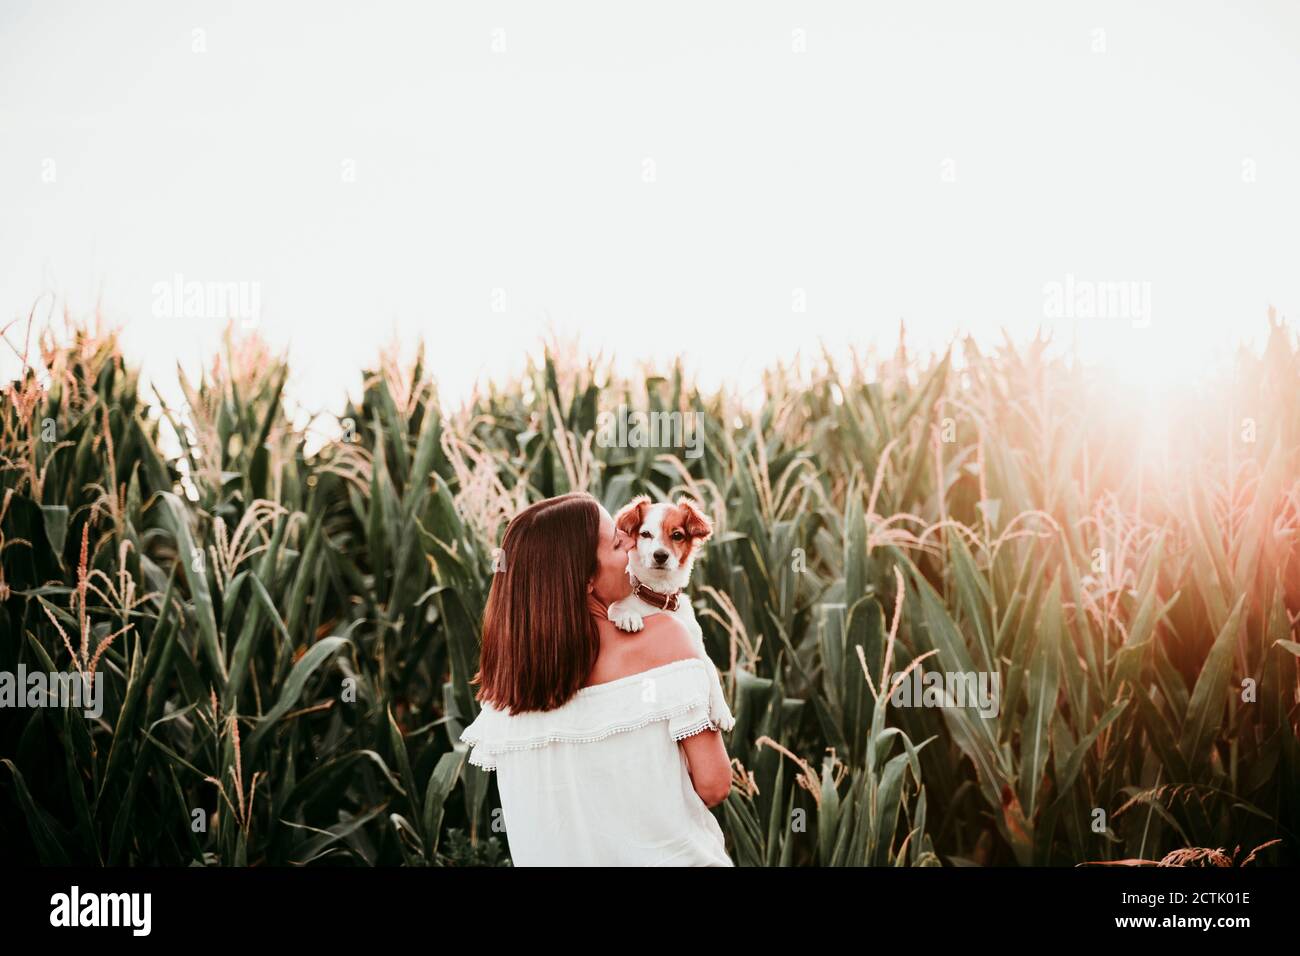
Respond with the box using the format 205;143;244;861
460;492;734;866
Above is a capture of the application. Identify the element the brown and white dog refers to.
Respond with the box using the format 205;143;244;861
608;495;736;732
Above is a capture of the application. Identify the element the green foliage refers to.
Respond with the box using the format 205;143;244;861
1;319;1296;866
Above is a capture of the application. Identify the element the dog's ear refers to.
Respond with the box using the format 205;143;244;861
615;495;652;537
677;498;713;541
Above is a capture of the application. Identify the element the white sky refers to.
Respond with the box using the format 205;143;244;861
2;0;1299;418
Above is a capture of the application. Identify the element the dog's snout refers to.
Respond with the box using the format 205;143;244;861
652;549;669;565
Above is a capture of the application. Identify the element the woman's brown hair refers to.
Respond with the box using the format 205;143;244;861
471;492;601;713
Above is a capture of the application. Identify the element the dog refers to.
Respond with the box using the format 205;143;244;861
607;495;736;732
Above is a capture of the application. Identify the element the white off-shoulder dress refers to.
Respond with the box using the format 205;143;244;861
460;657;734;867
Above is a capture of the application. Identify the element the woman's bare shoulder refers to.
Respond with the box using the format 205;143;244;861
588;613;698;686
628;614;697;671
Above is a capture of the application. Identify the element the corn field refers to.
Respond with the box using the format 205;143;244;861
1;313;1297;866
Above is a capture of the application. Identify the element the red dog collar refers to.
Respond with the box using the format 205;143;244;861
633;582;681;612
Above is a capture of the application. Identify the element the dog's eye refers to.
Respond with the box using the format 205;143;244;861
640;530;652;538
671;531;684;540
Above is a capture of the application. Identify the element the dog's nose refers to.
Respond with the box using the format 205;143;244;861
653;549;669;565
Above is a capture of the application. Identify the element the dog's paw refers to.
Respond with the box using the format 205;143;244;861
610;610;644;632
711;706;736;733
709;690;736;732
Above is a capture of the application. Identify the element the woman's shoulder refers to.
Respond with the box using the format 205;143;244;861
587;610;695;685
624;613;696;672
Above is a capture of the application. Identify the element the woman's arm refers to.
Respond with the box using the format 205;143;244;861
679;729;732;807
